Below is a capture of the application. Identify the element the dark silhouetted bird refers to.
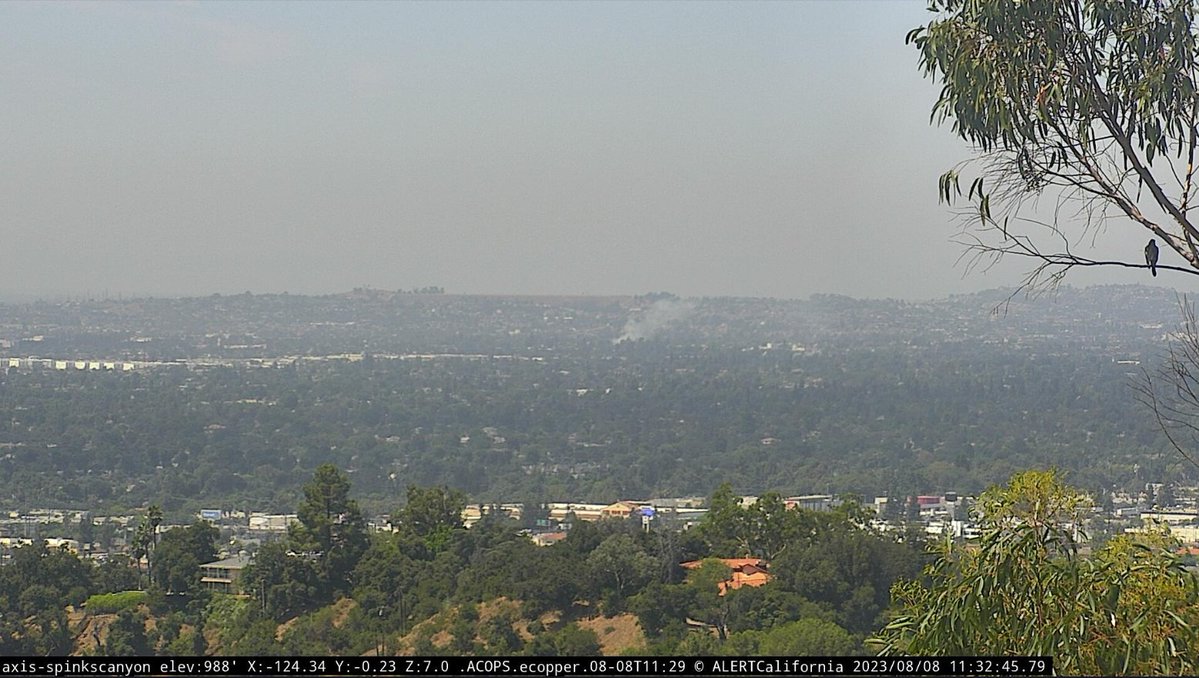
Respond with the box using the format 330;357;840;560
1146;239;1159;277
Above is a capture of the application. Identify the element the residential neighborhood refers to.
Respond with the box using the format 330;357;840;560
5;480;1197;597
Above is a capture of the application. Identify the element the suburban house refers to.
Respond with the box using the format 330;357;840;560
530;531;568;547
546;503;607;522
199;554;252;594
681;557;771;595
600;501;645;519
784;495;836;512
461;503;523;528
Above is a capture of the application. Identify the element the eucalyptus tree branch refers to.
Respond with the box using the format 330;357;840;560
1132;298;1199;475
912;0;1199;294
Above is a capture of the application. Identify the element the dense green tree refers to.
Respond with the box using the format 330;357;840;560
726;617;860;656
165;625;207;655
23;607;72;655
225;617;285;656
773;521;919;635
723;585;833;635
586;533;656;606
453;535;536;605
693;487;819;561
78;512;95;547
0;542;95;654
629;581;695;640
280;606;356;655
672;630;721;656
131;505;163;586
685;559;733;641
741;493;813;560
449;605;479;654
0;542;95;615
392;485;468;551
527;622;601;656
406;547;465;621
517;546;585;617
291;464;369;598
757;617;859;655
203;595;286;656
152;521;218;595
873;470;1199;675
479;608;524;654
105;608;151;656
95;555;141;594
694;484;751;557
241;541;321;620
352;534;419;635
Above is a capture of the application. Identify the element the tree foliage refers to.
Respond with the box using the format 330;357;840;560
84;590;149;614
526;622;601;656
131;505;162;585
694;487;818;560
730;617;861;656
872;470;1199;675
240;465;369;621
241;540;321;621
0;475;927;657
105;608;151;656
909;0;1199;289
291;464;369;598
352;534;419;635
392;485;467;551
587;533;656;604
0;541;95;616
152;521;218;596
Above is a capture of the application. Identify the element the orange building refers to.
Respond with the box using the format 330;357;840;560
600;501;644;519
681;557;771;595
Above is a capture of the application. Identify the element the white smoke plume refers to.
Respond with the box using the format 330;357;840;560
616;298;696;343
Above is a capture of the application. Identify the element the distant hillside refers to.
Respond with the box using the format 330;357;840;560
0;284;1186;359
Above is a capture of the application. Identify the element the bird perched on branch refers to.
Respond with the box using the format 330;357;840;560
1145;239;1159;277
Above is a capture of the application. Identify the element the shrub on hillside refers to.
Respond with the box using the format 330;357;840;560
83;591;148;615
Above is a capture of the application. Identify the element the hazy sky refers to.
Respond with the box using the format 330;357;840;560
1;1;1188;300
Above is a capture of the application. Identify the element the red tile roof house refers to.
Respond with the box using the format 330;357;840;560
680;557;771;595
